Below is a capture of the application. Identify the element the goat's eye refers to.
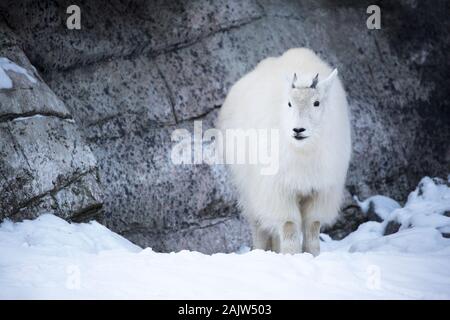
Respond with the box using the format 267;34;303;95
313;101;320;107
288;102;292;107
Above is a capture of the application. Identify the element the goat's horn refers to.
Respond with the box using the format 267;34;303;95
310;73;319;89
291;73;297;89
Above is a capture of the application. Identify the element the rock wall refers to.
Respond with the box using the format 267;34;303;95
0;0;449;253
0;18;103;222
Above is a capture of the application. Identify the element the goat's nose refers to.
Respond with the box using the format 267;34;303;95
293;128;306;133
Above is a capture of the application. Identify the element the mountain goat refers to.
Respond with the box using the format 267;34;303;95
217;48;351;256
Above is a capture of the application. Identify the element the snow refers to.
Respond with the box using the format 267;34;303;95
0;57;37;89
391;177;450;232
355;195;401;220
11;114;76;123
1;176;450;299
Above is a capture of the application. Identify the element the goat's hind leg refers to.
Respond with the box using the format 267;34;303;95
250;222;272;251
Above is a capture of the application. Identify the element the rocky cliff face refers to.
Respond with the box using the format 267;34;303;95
0;18;103;222
0;0;449;253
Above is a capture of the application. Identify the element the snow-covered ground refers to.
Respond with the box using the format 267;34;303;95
1;176;450;299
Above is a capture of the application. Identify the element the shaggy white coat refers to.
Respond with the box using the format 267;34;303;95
217;48;351;255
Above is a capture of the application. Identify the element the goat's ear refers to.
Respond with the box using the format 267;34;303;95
318;68;338;95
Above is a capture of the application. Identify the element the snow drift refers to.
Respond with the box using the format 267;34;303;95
0;176;449;299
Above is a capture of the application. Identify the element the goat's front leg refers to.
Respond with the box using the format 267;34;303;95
279;221;301;254
302;219;321;257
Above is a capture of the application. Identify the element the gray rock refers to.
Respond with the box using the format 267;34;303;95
0;0;150;71
0;17;21;49
0;28;103;222
52;171;103;221
322;189;368;240
123;214;251;254
366;201;384;223
126;0;264;55
45;55;176;132
0;46;70;120
384;220;401;236
0;115;103;221
90;109;248;252
323;206;367;240
0;0;263;71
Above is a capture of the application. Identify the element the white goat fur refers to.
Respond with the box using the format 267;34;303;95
217;48;351;255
